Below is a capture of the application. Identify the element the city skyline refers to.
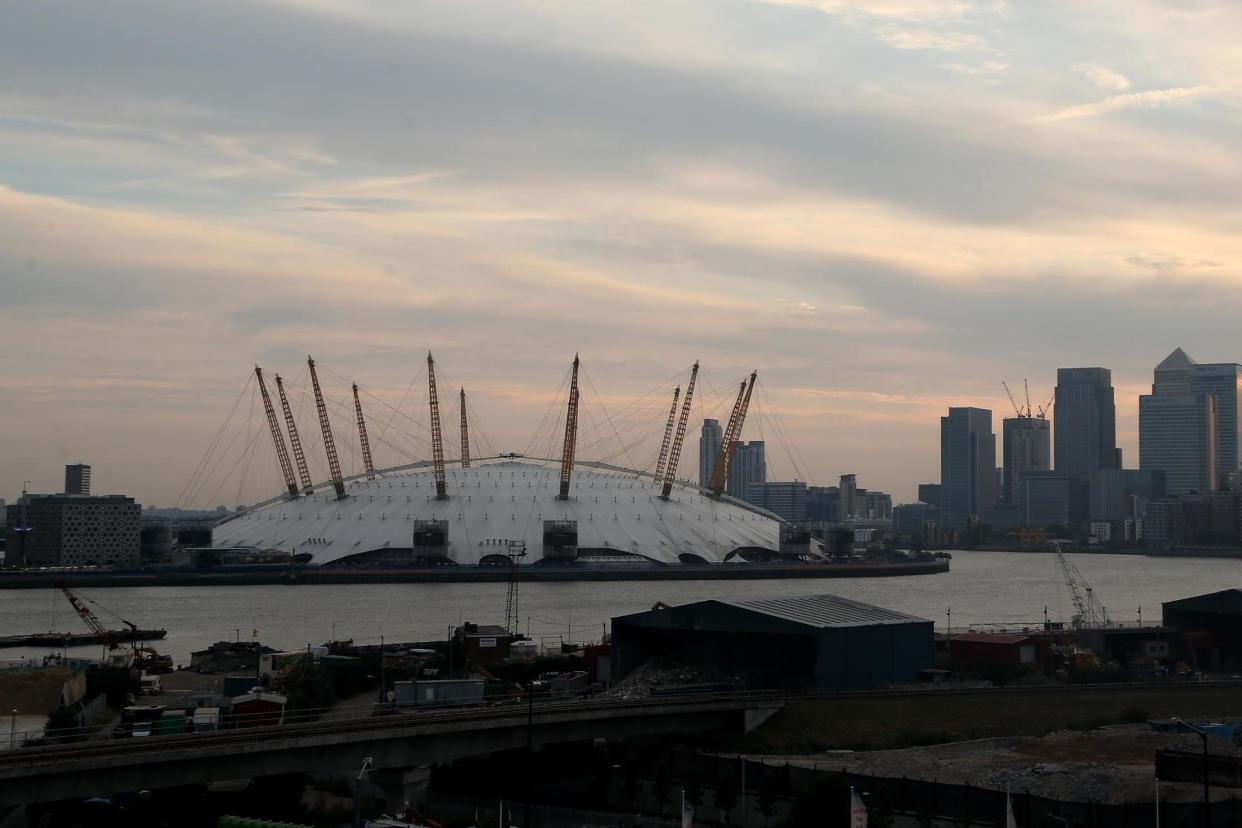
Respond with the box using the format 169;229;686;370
5;2;1242;507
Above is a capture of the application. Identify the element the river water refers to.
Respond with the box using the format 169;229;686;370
2;551;1241;667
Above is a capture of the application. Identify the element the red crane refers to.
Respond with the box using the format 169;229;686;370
56;583;134;649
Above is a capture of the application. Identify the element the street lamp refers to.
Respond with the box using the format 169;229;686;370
1173;717;1210;827
355;756;374;828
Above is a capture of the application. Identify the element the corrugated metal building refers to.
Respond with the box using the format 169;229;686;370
612;593;934;691
1163;589;1242;671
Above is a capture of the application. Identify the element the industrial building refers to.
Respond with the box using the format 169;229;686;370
611;593;934;691
1163;589;1242;671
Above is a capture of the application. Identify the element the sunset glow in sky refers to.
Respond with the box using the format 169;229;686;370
3;0;1241;506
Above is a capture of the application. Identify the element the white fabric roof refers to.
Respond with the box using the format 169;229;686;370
211;458;781;565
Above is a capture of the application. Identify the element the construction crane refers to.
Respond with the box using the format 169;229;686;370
1055;549;1109;628
427;352;447;499
708;371;757;499
256;366;299;498
661;362;698;500
460;388;471;469
557;355;580;501
1037;390;1055;420
1002;381;1031;419
652;385;680;485
275;373;314;495
308;355;346;499
352;383;377;480
57;584;132;649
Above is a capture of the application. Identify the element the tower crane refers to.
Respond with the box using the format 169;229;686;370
1055;550;1109;628
1002;380;1032;418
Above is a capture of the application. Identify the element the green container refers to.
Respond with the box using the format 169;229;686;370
157;711;186;735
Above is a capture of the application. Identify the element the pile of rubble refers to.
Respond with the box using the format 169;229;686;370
778;725;1241;804
605;659;747;701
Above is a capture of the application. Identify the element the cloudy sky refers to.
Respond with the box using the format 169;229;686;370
3;0;1241;507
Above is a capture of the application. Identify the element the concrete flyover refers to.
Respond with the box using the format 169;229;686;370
0;694;784;809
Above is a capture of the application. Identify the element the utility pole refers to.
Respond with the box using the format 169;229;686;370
1174;718;1210;827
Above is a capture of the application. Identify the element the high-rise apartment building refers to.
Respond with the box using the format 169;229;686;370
64;464;92;496
917;483;942;511
940;407;996;530
698;419;722;488
838;474;858;520
1054;368;1117;473
726;441;766;500
745;481;808;522
1001;417;1051;506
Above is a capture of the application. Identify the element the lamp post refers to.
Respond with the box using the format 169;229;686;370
354;756;374;828
1173;718;1210;828
525;681;534;828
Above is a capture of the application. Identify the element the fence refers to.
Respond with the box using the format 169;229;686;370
429;792;678;828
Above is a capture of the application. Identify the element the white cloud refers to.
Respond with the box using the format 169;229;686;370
878;28;991;51
1036;85;1216;123
1073;62;1132;92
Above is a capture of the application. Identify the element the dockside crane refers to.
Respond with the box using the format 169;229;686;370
1055;549;1109;628
57;584;131;649
660;362;698;500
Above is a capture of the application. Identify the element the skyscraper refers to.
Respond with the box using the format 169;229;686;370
1001;417;1050;506
838;474;858;520
726;441;766;500
940;407;996;530
64;464;92;496
1053;368;1117;473
698;419;721;488
1140;391;1218;496
1140;349;1238;493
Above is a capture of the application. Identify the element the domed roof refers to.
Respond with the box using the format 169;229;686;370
211;457;782;566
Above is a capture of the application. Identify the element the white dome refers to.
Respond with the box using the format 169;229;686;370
211;458;781;566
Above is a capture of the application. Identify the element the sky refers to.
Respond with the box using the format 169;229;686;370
3;0;1242;508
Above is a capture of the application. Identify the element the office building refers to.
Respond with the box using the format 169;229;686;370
1089;469;1166;523
746;481;808;522
1022;472;1089;529
698;419;722;488
1139;394;1218;496
864;491;893;521
4;494;141;567
726;440;766;500
940;407;997;530
806;486;839;523
64;464;92;496
1001;417;1051;506
1054;368;1117;473
917;483;942;511
1189;362;1242;489
1143;349;1241;492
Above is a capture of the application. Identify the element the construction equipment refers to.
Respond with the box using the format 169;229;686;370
652;386;680;485
1002;381;1030;419
503;541;528;635
353;383;377;480
308;355;346;499
661;362;698;500
708;371;757;499
275;373;314;495
427;353;447;499
460;388;471;469
557;355;580;501
1056;550;1109;628
255;366;299;498
55;584;166;651
1037;390;1055;420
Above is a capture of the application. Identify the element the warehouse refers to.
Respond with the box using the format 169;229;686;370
611;593;934;692
1163;589;1242;671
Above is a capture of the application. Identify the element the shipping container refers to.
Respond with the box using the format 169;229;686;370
393;678;485;708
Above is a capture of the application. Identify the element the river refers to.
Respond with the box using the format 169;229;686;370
2;550;1240;667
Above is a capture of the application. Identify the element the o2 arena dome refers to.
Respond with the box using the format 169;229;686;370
208;355;794;567
211;457;781;567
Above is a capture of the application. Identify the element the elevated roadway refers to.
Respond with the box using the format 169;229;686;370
0;694;784;809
